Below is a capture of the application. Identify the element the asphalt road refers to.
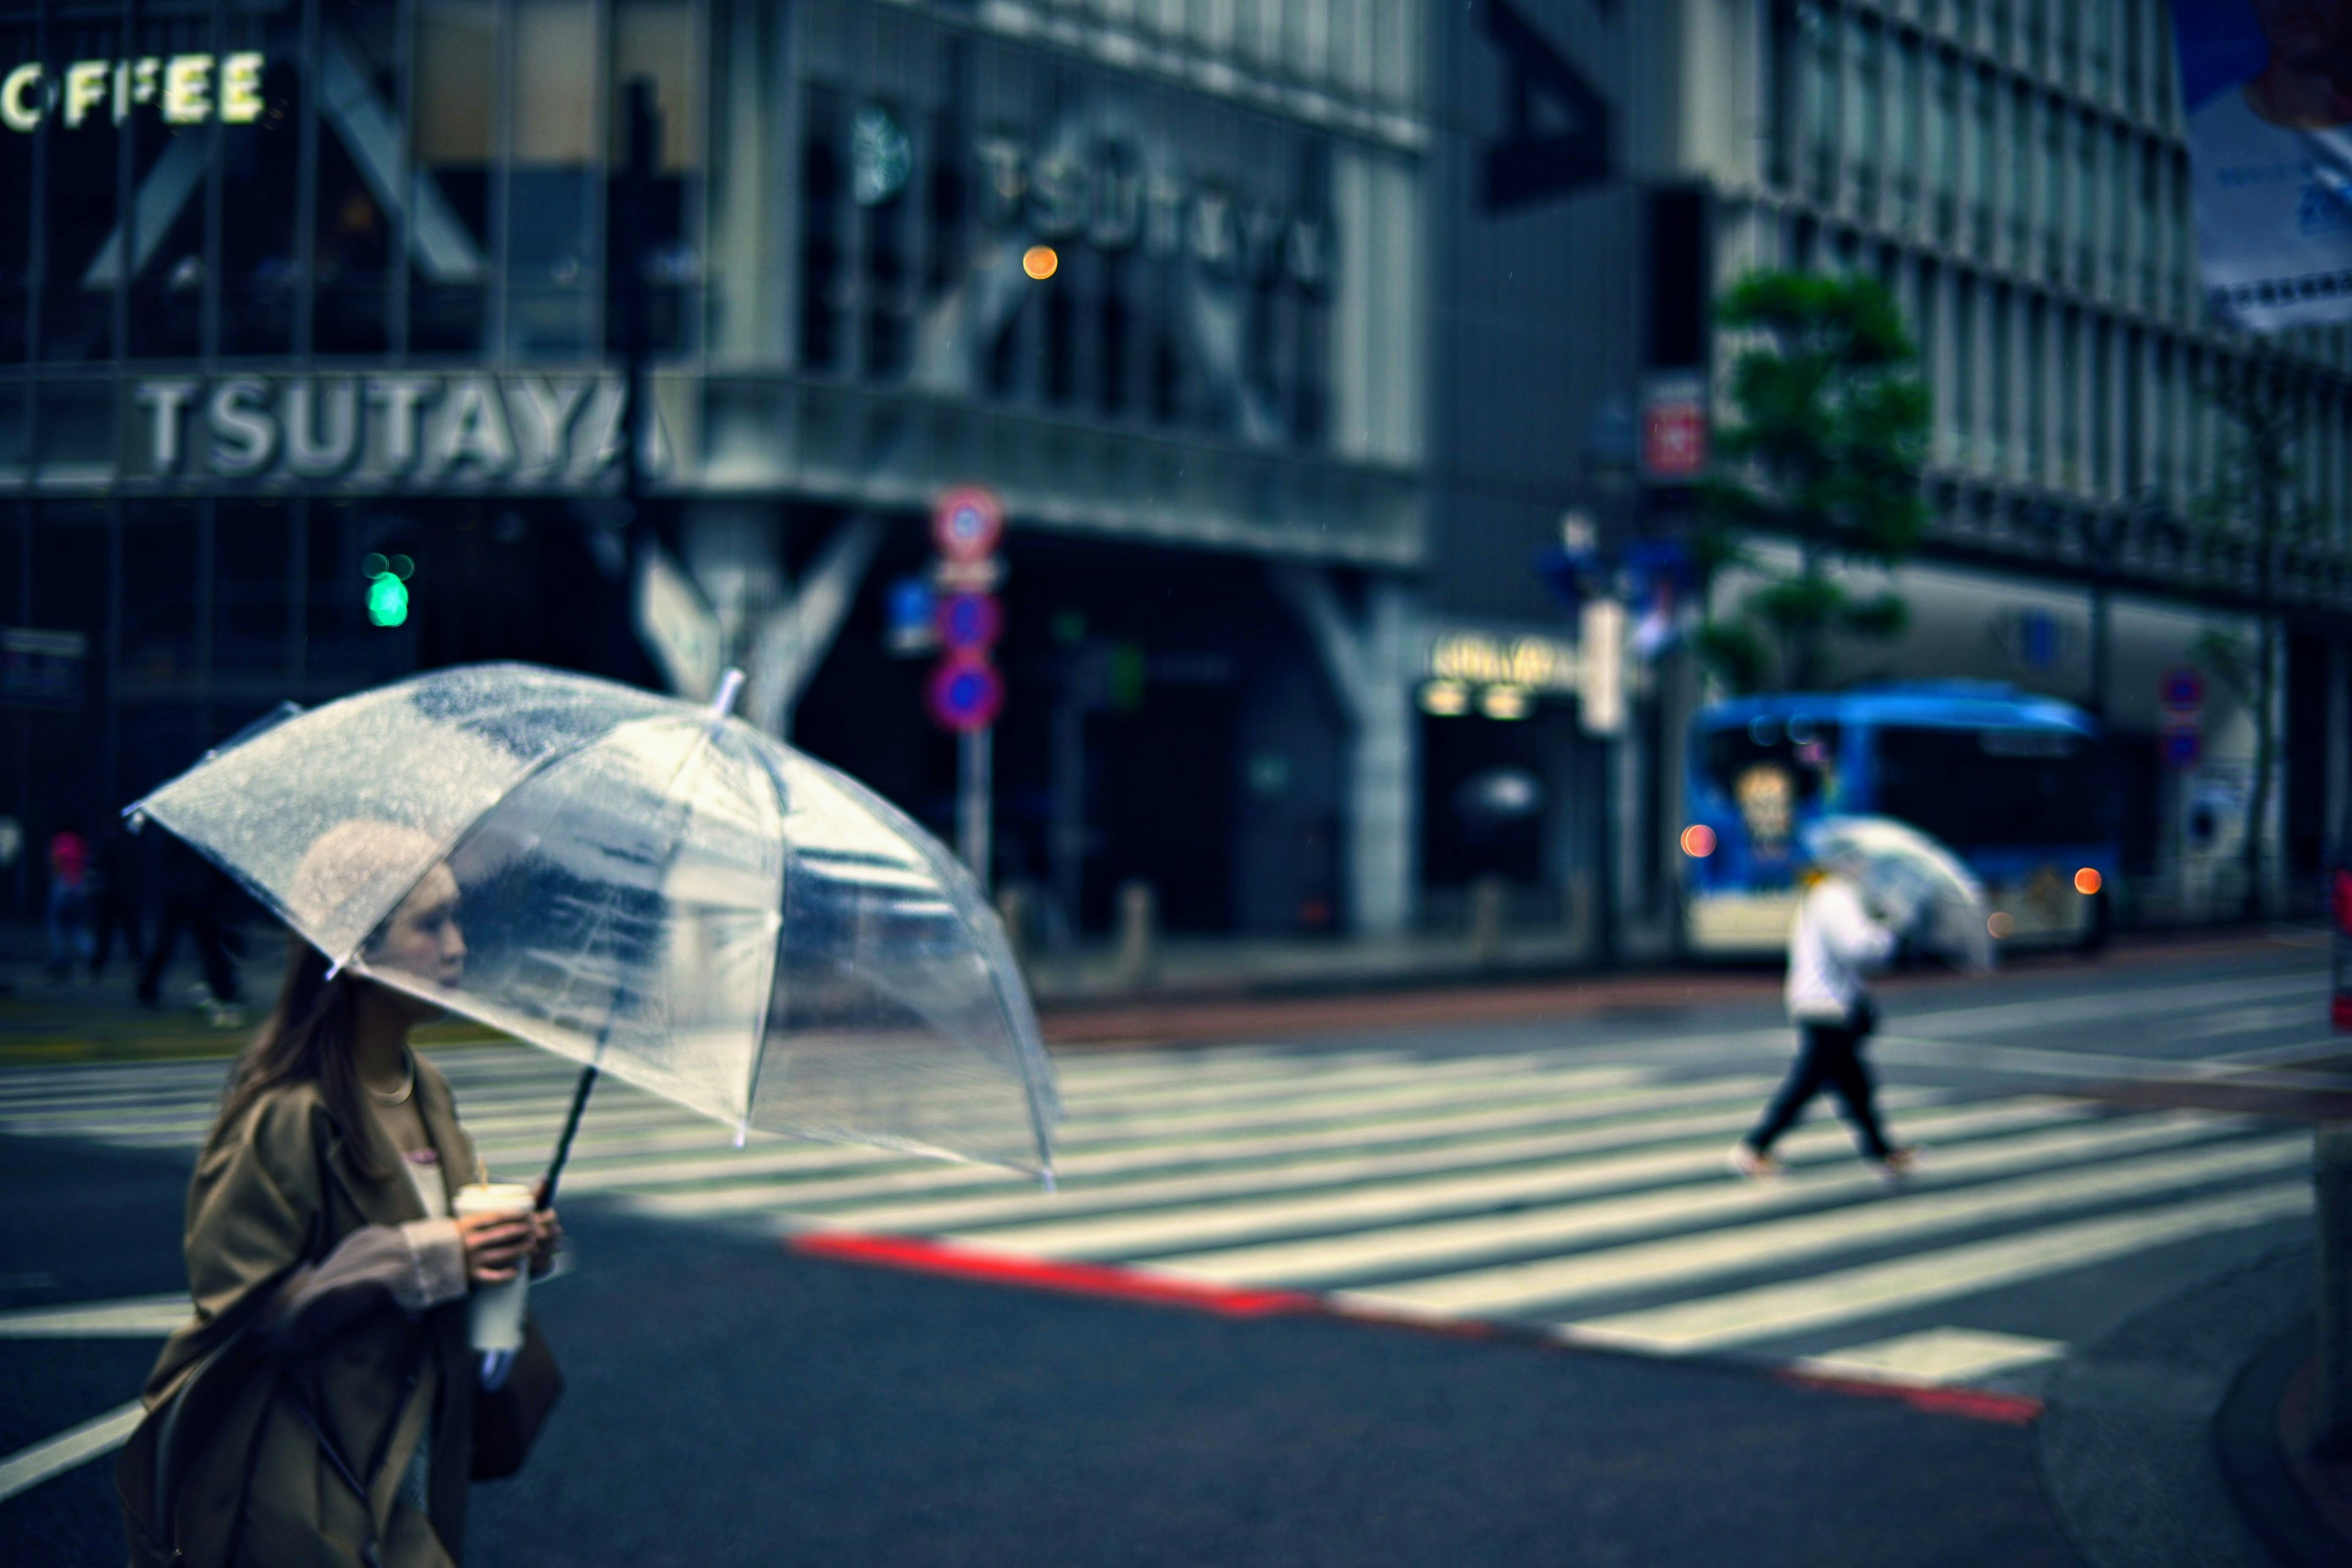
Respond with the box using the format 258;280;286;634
1;1131;2083;1567
4;932;2334;1564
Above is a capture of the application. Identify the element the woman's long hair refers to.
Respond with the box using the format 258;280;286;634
216;933;388;1180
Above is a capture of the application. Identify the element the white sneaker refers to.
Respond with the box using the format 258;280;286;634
1726;1142;1782;1182
1872;1145;1921;1188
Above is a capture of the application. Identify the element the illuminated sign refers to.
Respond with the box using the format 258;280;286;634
1425;630;1580;694
122;372;673;490
2;53;266;132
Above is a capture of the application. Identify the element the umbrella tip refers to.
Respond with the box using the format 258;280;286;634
709;668;746;720
1039;1168;1057;1193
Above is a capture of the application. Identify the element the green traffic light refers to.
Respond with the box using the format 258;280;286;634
366;573;409;628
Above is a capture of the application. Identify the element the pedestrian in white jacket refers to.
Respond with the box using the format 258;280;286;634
1730;867;1917;1182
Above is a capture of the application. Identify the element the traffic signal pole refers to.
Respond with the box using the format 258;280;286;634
618;78;657;518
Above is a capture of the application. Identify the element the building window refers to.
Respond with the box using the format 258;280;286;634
2059;306;2081;487
2007;82;2034;263
1953;274;1976;467
1989;284;2012;475
1968;64;1997;252
2025;294;2047;483
1850;17;1882;216
1928;48;1958;241
799;85;846;373
2041;94;2066;276
2089;315;2111;494
1806;4;1840;205
1889;32;1919;230
414;0;498;355
508;0;601;357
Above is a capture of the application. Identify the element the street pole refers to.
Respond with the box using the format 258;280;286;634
618;78;657;518
960;725;993;891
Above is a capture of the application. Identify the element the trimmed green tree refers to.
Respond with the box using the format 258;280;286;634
1696;269;1932;693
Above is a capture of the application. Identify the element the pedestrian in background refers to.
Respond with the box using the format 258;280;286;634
1729;853;1918;1185
86;821;146;981
118;828;560;1567
44;823;92;982
137;837;246;1020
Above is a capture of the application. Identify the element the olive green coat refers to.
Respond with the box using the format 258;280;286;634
120;1058;485;1567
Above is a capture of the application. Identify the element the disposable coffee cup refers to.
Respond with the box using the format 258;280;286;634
453;1182;535;1352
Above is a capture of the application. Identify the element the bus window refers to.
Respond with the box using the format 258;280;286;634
1700;719;1842;858
1873;726;2112;850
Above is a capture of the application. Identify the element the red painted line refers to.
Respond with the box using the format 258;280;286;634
789;1233;2049;1427
1774;1369;2045;1426
786;1232;1322;1319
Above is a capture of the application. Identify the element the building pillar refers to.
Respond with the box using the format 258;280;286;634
1272;565;1420;938
744;512;886;740
681;501;785;668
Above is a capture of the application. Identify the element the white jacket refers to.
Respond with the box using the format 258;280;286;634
1785;876;1897;1023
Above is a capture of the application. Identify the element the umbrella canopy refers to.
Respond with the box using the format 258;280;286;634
1803;814;1995;974
130;663;1060;1176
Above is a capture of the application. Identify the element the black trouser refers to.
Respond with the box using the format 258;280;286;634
136;900;240;1005
88;892;144;974
1747;1020;1894;1161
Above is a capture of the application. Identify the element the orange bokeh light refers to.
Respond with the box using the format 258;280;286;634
1679;824;1717;858
1022;244;1059;280
2074;867;2102;895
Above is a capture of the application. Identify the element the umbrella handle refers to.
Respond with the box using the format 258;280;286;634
541;1065;600;1209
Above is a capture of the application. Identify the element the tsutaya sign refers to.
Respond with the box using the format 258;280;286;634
122;373;673;490
2;54;266;131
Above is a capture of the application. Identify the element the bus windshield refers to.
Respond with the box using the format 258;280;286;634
1872;725;2111;849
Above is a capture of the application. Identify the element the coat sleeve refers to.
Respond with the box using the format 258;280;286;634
1819;883;1898;970
184;1090;469;1361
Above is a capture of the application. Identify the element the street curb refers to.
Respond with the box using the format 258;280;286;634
2213;1324;2352;1568
2037;1242;2310;1568
782;1230;2045;1425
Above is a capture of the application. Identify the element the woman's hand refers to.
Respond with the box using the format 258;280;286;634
528;1181;563;1278
455;1208;534;1286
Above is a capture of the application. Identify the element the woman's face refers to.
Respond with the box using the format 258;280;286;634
372;864;467;991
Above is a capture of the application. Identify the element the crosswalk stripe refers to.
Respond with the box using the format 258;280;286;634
861;1091;2062;1261
1330;1128;2301;1317
1891;973;2326;1039
0;1293;190;1338
0;1400;148;1505
1558;1182;2313;1354
606;1073;1823;1220
1147;1113;2282;1289
1;999;2318;1399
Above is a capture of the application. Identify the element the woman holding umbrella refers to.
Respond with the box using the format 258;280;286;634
115;663;1060;1559
120;823;559;1568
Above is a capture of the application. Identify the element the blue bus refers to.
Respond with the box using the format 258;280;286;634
1681;683;2119;957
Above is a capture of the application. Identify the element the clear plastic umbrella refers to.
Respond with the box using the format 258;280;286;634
129;663;1060;1182
1803;815;1996;974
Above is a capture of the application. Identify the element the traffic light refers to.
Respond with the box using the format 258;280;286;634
361;552;412;628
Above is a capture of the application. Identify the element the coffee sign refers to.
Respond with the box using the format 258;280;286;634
122;373;672;490
2;53;266;132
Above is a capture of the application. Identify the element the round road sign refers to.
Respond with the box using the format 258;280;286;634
927;654;1004;733
2161;728;2203;769
937;591;1003;652
2160;666;2205;712
932;485;1005;563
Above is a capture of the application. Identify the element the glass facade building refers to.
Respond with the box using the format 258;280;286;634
0;0;1434;933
